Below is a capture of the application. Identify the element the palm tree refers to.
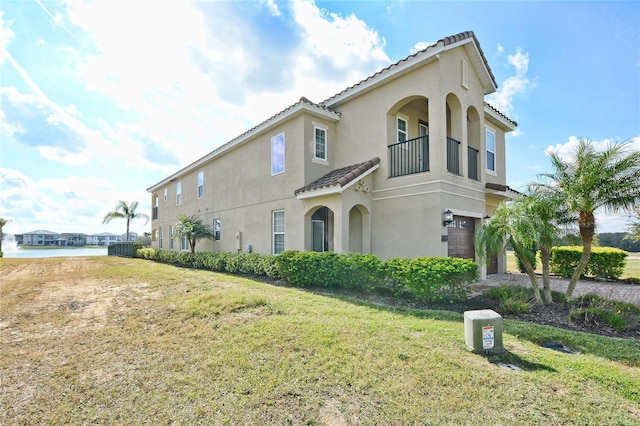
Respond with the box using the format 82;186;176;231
0;217;9;256
475;196;544;305
174;215;214;253
522;189;570;304
102;201;150;242
535;139;640;299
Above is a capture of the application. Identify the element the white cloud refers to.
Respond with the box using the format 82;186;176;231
0;167;150;235
0;11;14;65
486;48;531;116
410;41;433;54
545;135;640;161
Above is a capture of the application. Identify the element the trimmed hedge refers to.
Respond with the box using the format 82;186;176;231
385;257;478;302
550;246;628;280
137;248;478;302
276;251;383;290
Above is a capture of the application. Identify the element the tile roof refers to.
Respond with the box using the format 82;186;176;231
294;157;380;196
320;31;497;106
484;102;518;127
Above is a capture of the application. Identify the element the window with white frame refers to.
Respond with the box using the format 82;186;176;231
486;128;496;172
181;236;189;251
214;219;221;241
159;227;163;249
169;225;174;250
176;181;182;205
271;133;285;175
397;116;408;142
197;171;204;198
273;210;284;254
164;188;167;201
314;126;327;161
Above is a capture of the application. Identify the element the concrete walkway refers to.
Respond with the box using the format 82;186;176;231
472;273;640;306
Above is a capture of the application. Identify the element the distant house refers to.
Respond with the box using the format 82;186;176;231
22;230;67;246
60;233;88;246
87;233;122;246
122;232;138;242
147;31;518;278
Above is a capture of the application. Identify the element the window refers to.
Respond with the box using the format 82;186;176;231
271;133;285;175
397;116;408;142
153;195;159;220
486;128;496;172
214;219;221;241
314;126;327;161
169;226;174;250
164;188;167;201
159;227;163;249
273;210;284;254
176;182;182;205
181;236;189;251
197;171;204;198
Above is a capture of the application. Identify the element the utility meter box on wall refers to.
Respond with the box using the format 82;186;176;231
464;309;504;354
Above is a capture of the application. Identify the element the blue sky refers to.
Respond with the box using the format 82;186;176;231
1;0;639;237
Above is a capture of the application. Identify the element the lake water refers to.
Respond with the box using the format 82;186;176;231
2;247;108;259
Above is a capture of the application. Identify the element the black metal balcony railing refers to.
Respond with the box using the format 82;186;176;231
447;137;461;175
388;135;429;178
468;146;479;181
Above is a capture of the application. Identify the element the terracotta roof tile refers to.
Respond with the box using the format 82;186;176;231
321;31;496;106
294;157;380;196
484;102;518;127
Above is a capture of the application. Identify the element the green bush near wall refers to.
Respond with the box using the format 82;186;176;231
137;248;478;303
550;246;628;280
276;251;384;290
385;257;478;302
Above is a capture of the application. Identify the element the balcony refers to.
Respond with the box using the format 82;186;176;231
388;135;429;178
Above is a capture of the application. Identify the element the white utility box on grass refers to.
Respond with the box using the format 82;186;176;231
464;309;504;354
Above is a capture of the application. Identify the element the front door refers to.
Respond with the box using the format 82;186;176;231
312;220;325;252
447;216;475;260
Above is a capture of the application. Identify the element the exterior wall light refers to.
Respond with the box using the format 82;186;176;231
443;209;454;227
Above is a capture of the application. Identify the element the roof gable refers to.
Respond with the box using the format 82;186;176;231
321;31;497;107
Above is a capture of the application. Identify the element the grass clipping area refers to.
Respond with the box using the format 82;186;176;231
1;257;639;425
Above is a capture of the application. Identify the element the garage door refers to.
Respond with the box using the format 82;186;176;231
447;216;475;260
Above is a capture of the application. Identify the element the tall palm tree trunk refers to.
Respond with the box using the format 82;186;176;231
540;246;552;304
566;212;596;300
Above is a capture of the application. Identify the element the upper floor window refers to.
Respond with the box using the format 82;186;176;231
397;116;408;142
271;133;285;175
314;127;327;161
153;195;159;220
213;219;221;241
197;171;204;198
486;128;496;172
273;210;285;254
163;188;167;201
176;182;182;205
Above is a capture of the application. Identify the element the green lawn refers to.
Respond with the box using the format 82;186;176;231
507;250;640;279
1;257;639;425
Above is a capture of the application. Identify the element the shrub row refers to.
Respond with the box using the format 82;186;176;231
137;248;479;302
550;246;628;280
136;248;281;278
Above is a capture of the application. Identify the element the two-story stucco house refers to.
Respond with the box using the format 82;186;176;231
147;31;518;277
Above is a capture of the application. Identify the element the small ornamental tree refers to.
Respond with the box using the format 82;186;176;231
174;215;214;254
475;195;544;305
